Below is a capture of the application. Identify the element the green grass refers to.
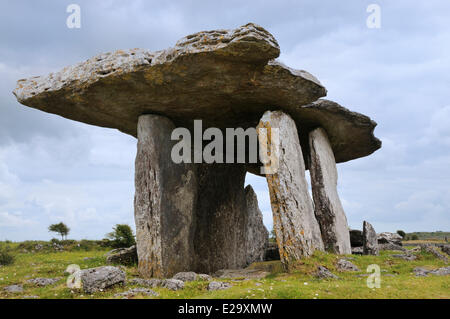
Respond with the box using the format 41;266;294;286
0;242;448;299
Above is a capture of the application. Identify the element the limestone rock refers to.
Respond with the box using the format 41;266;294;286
172;272;197;282
115;288;159;298
363;221;379;255
214;268;268;280
26;277;62;286
134;115;197;278
419;244;448;263
208;281;232;291
3;285;23;293
351;247;363;255
244;185;269;265
414;266;450;277
106;245;137;266
392;254;417;261
349;230;363;247
336;259;359;272
128;278;162;288
377;232;403;246
14;24;380;166
80;266;126;293
378;243;406;252
257;110;324;270
309;127;351;254
315;266;339;279
438;244;450;256
161;279;185;291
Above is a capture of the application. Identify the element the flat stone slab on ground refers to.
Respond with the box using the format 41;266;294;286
114;288;159;298
208;281;233;291
214;268;269;280
3;285;23;293
26;277;62;286
80;266;126;293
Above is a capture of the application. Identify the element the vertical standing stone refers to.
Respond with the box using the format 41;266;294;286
193;163;248;274
257;110;323;270
134;114;197;278
363;221;379;255
244;185;269;266
309;127;352;255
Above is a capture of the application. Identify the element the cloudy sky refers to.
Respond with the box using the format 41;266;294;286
0;0;449;241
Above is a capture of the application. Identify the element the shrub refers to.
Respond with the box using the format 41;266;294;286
106;224;136;248
0;245;15;265
411;234;419;240
397;230;406;238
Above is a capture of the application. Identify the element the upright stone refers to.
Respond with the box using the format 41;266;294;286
363;221;379;255
309;127;352;254
193;164;248;274
257;110;324;270
134;114;197;278
244;185;269;265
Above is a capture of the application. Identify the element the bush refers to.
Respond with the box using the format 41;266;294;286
411;234;419;240
397;230;406;238
0;245;15;265
106;224;136;248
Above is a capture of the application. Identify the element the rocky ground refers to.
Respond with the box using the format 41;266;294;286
0;241;448;299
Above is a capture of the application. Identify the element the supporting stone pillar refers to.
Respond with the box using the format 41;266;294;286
134;114;197;278
244;185;269;266
193;163;248;274
309;127;352;255
257;110;323;270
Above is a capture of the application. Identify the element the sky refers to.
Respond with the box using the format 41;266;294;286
0;0;449;241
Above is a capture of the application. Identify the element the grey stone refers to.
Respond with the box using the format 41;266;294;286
3;285;23;293
14;24;380;167
114;288;159;297
377;232;403;246
134;114;197;278
26;277;62;286
214;268;269;280
128;278;162;288
392;254;417;261
349;230;363;247
106;245;137;265
414;266;450;277
363;221;379;255
315;266;339;279
22;295;39;299
208;281;232;291
336;259;359;272
379;243;406;252
309;127;352;254
197;274;212;281
172;272;198;282
80;266;126;293
161;279;185;291
438;244;450;256
420;244;448;263
429;266;450;276
244;185;269;265
257;110;324;270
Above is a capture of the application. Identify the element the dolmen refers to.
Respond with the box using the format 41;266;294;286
13;23;381;277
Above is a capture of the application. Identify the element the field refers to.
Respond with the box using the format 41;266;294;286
0;241;448;299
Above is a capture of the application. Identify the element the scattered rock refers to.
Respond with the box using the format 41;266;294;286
349;230;363;247
420;244;448;263
172;272;197;282
114;288;159;298
128;278;162;288
106;245;137;266
26;277;62;286
197;274;212;281
22;295;39;299
83;257;94;261
336;259;359;272
80;266;126;293
363;221;379;255
315;266;339;279
392;254;417;261
214;268;269;280
3;284;23;293
208;281;232;291
264;242;280;261
379;243;406;252
377;232;403;246
414;266;450;277
438;244;450;256
351;246;363;255
161;279;185;291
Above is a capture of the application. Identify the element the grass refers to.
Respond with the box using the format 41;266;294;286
0;241;448;299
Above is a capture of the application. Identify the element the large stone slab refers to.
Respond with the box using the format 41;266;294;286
13;24;380;165
193;164;248;274
244;185;269;265
134;114;197;278
257;110;323;270
309;127;351;254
